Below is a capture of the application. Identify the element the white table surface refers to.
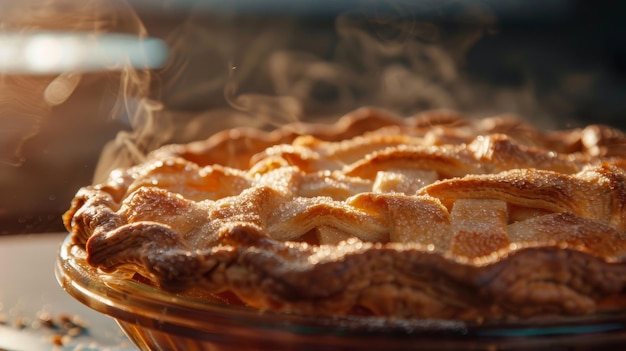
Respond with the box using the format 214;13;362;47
0;233;137;351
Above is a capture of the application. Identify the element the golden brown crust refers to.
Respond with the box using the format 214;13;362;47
63;107;626;321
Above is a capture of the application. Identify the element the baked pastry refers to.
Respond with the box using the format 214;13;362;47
64;108;626;321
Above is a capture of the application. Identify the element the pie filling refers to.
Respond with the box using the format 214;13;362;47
64;108;626;321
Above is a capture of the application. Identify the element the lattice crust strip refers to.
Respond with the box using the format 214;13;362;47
64;108;626;321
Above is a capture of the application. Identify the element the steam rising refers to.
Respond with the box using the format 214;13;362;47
1;0;565;181
94;0;565;183
266;4;542;121
0;0;165;166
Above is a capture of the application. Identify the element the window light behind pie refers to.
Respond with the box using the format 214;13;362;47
64;108;626;321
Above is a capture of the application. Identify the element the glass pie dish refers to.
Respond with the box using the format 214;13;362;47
55;234;626;351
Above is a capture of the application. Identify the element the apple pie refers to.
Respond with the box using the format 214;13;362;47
63;108;626;321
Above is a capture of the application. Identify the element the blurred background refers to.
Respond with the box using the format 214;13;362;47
0;0;624;234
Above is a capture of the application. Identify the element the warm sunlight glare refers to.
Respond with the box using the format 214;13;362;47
0;32;168;74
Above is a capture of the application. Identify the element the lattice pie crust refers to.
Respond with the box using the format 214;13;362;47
64;108;626;321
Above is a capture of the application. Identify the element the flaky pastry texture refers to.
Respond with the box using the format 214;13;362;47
64;108;626;321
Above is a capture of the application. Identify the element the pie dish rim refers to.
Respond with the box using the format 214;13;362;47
56;233;626;350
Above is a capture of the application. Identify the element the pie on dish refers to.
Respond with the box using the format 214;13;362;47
64;108;626;321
